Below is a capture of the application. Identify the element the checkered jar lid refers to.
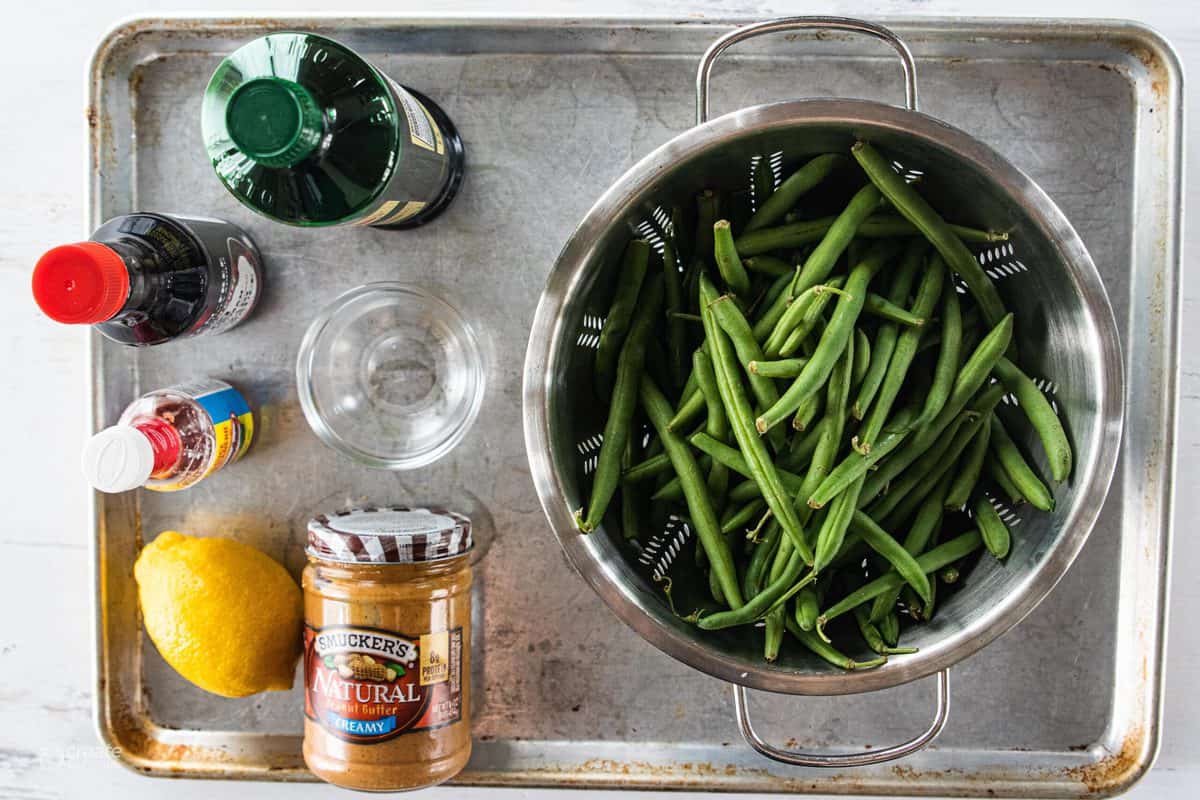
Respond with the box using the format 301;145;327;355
306;506;472;564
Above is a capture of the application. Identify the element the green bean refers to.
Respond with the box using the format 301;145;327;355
761;282;842;358
791;392;824;432
757;240;899;433
697;547;810;630
785;616;887;670
989;416;1054;511
693;190;718;266
689;432;803;495
974;496;1011;559
744;255;793;277
868;470;953;623
852;245;924;419
992;357;1072;481
701;276;813;564
852;141;1008;331
817;530;984;632
945;417;991;509
728;478;762;505
594;239;650;396
639;376;743;607
776;284;849;358
862;312;1014;504
578;275;663;532
621;452;671;483
749;357;809;378
878;608;903;648
709;562;727;605
743;520;782;599
916;280;962;427
857;247;943;449
987;453;1026;505
661;239;688;389
710;292;786;452
939;566;961;584
855;605;916;655
667;387;705;432
791;184;883;297
713;220;751;296
721;499;767;535
807;418;911;509
693;349;730;509
735;213;1005;256
864;293;926;327
796;586;821;631
848;511;933;605
851;328;871;393
745;153;843;233
620;440;640;540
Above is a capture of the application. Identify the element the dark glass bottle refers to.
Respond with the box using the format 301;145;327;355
201;32;465;229
32;213;263;346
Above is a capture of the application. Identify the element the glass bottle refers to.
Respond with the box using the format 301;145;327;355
202;32;465;229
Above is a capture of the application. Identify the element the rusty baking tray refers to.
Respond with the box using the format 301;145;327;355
89;15;1180;796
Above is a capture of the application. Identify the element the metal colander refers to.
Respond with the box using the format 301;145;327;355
523;17;1123;766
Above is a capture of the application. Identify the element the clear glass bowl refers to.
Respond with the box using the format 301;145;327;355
297;283;485;469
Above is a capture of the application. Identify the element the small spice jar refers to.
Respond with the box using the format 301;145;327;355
302;507;472;791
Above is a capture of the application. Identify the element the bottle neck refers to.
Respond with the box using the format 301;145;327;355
133;417;182;476
225;78;325;167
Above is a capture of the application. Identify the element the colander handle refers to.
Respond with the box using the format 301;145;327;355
731;668;949;767
696;16;919;124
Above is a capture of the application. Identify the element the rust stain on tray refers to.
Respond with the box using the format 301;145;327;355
1062;727;1146;794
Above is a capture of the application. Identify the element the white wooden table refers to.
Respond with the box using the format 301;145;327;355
1;1;1192;797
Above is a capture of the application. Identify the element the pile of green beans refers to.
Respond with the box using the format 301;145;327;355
576;144;1073;669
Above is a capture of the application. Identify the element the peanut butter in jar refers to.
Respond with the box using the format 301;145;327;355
302;507;472;791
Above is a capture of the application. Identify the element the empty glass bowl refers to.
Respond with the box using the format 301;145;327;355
297;283;485;469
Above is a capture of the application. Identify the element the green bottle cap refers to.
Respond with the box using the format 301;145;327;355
224;77;324;167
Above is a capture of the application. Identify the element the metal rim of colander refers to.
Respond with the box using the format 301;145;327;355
523;98;1124;695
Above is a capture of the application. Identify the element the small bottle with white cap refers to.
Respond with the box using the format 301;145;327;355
83;379;254;493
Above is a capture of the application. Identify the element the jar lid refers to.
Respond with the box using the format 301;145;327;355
307;507;471;564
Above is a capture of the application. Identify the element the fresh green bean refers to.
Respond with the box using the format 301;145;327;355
594;239;650;396
852;245;924;419
916;280;962;427
697;547;809;630
745;153;843;233
776;284;849;358
864;293;926;327
620;440;640;540
578;275;663;531
785;616;887;670
974;496;1011;559
989;416;1055;511
868;470;953;622
854;605;916;655
817;530;984;633
757;240;899;433
667;387;705;432
713;220;751;296
848;511;933;604
693;190;718;266
796;585;821;631
750;357;809;378
862;312;1014;504
779;416;828;471
945;417;991;509
709;562;727;605
791;392;824;432
852;141;1008;331
807;416;912;509
751;270;801;342
661;238;688;389
852;328;871;393
621;452;671;483
878;608;903;648
987;454;1026;505
693;349;730;509
939;566;961;584
735;214;1006;256
762;282;842;358
743;520;783;599
701;276;813;564
710;292;786;452
639;376;743;607
790;184;883;297
992;357;1072;481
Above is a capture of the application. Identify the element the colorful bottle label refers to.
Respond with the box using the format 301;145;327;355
160;380;253;490
304;624;464;743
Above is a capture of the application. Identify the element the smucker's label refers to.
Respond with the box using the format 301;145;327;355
304;624;463;743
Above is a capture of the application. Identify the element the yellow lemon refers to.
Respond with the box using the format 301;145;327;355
134;530;302;698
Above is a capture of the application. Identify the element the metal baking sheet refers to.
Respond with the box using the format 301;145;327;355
89;16;1180;796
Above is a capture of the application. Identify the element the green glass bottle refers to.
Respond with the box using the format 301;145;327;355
202;32;464;229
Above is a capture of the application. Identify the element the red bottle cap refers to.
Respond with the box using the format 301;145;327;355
32;242;130;324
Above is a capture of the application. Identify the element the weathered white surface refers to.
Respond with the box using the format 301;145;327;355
0;0;1192;798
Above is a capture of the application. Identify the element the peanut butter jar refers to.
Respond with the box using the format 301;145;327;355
302;507;472;791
